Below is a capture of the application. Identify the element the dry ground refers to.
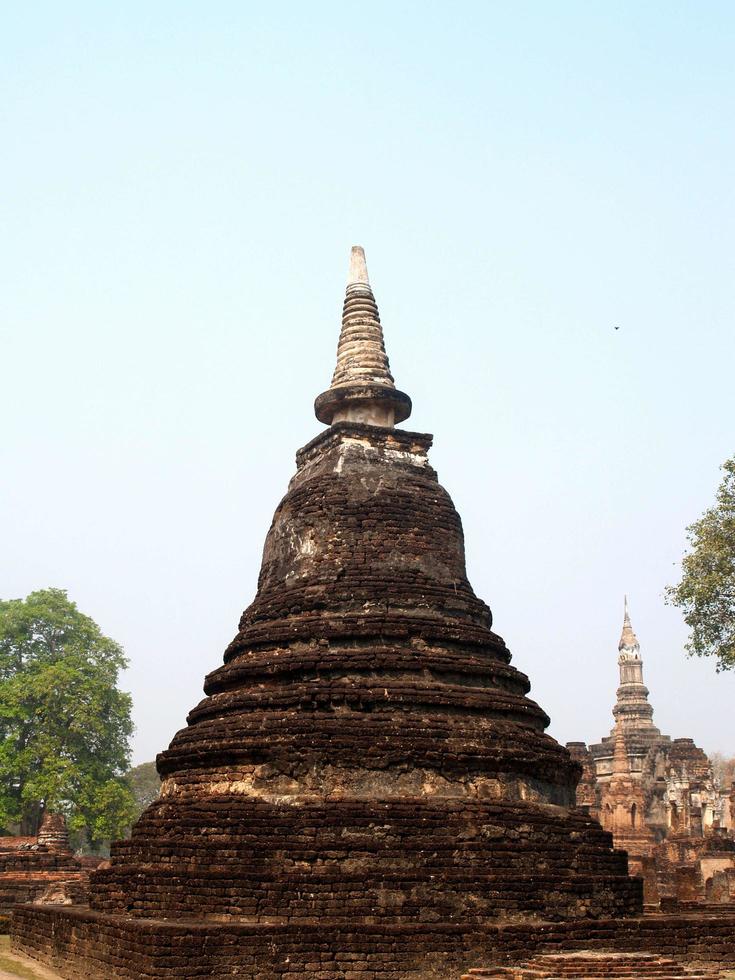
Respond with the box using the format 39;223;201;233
0;939;62;980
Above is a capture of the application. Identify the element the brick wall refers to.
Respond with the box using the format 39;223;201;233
12;907;735;979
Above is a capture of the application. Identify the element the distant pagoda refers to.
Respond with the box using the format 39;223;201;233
14;248;641;979
613;598;660;734
568;600;735;906
590;599;665;780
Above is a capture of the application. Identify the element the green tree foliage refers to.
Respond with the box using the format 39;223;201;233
667;457;735;672
0;588;136;846
125;761;161;824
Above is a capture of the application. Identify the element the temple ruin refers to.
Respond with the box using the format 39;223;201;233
567;600;735;908
0;812;90;919
12;249;735;977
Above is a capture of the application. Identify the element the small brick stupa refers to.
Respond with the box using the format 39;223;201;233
0;812;88;915
14;248;641;978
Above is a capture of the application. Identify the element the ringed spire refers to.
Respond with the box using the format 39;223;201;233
314;245;412;427
613;597;656;731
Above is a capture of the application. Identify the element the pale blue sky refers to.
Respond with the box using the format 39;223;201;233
2;3;733;764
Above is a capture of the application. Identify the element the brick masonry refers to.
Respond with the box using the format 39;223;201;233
12;907;735;978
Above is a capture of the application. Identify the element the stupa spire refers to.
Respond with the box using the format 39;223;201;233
314;246;412;427
619;595;638;652
348;244;370;285
613;596;656;731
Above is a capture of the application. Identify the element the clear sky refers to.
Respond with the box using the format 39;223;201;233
2;2;734;765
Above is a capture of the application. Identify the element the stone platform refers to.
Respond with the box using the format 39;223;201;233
87;796;639;923
464;951;726;978
12;908;735;979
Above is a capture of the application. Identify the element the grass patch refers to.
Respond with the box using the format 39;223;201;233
0;937;49;979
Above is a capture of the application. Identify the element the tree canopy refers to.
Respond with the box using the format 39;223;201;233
710;753;735;788
666;456;735;672
0;588;136;846
125;760;160;824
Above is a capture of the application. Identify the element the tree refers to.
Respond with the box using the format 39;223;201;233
666;456;735;672
710;752;735;788
0;588;136;847
125;761;161;825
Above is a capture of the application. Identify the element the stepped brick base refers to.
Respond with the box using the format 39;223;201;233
89;797;640;923
12;908;735;979
663;901;735;916
0;854;89;913
463;951;725;978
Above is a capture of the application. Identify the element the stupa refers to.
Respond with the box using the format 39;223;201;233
0;812;88;915
14;247;642;978
568;601;735;907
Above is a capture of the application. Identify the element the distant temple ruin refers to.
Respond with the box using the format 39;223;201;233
0;812;90;916
568;600;735;907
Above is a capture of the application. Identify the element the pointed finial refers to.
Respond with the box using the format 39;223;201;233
619;595;639;653
348;245;370;286
314;246;412;428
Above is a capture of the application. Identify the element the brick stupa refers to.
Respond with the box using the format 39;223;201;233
14;247;642;978
0;812;89;915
